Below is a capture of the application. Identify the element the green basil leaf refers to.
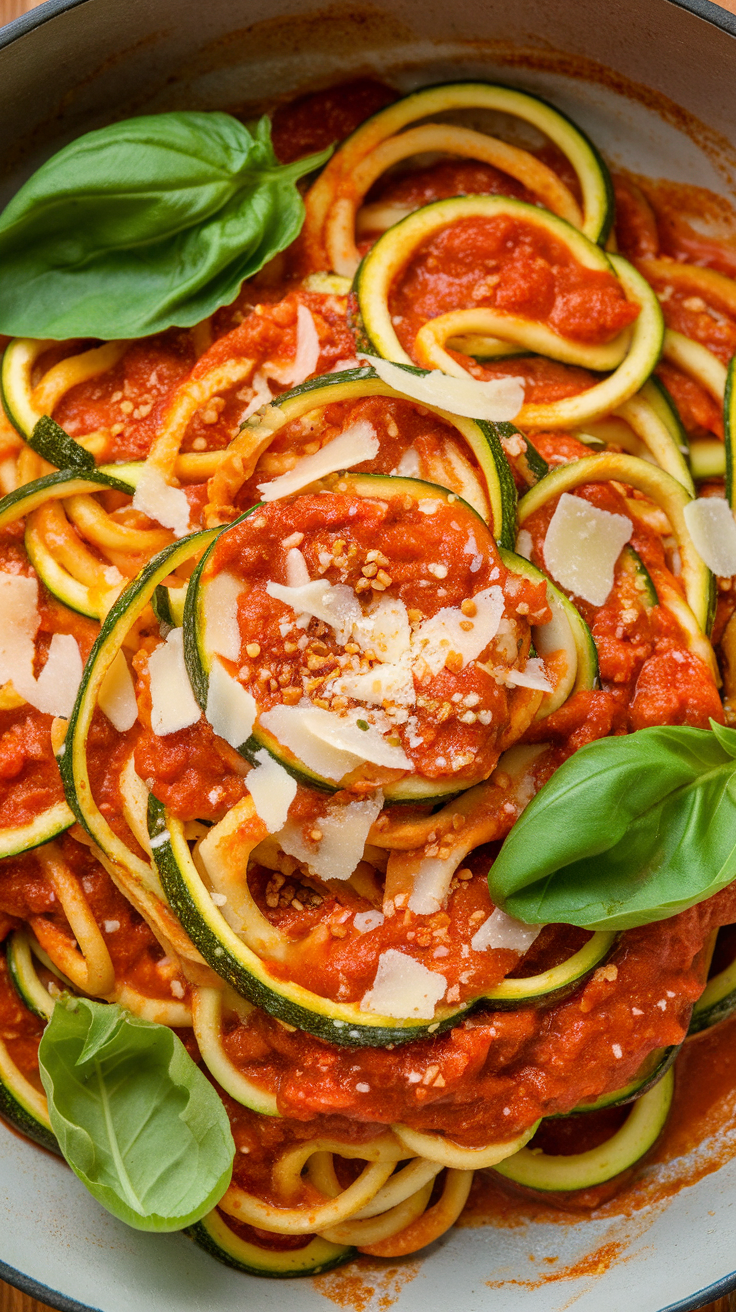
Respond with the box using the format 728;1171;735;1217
489;722;736;931
38;997;234;1231
30;416;96;471
0;112;331;340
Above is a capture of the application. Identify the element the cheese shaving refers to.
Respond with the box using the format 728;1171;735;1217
258;420;379;501
277;790;384;881
267;577;362;646
683;496;736;578
30;634;83;719
361;949;447;1019
543;493;632;606
0;574;83;718
360;354;524;422
504;658;553;692
290;303;321;386
132;467;190;539
204;571;242;662
205;658;257;749
329;661;416;708
247;749;297;833
260;702;411;781
148;629;200;736
471;908;542;953
413;585;504;676
98;650;138;732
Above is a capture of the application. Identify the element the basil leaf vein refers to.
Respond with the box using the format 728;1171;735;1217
0;111;331;339
488;721;736;930
39;997;234;1231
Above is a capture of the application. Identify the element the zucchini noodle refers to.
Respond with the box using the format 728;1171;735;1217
1;74;736;1283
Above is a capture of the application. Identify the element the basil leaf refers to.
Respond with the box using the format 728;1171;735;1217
489;722;736;931
0;112;331;340
30;416;96;471
38;997;234;1231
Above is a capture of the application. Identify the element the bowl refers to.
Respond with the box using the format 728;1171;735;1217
2;0;736;1308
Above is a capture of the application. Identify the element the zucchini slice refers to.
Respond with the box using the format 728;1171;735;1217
0;468;135;532
689;933;736;1036
493;1067;674;1191
619;544;658;609
1;338;51;438
0;800;75;861
353;196;626;375
516;451;713;633
188;1208;354;1277
191;987;280;1116
499;549;598;717
234;364;518;547
58;528;219;892
691;439;725;482
149;797;615;1049
0;1036;58;1154
304;81;613;264
185;471;521;803
6;933;53;1021
616;387;693;493
563;1045;679;1113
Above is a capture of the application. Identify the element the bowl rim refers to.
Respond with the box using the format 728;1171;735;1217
1;0;736;1309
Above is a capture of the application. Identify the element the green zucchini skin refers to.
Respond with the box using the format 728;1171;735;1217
493;1067;674;1192
0;468;135;531
620;544;658;609
561;1044;680;1114
187;1209;355;1277
0;944;58;1155
0;801;75;861
689;934;736;1035
241;363;518;548
150;791;616;1048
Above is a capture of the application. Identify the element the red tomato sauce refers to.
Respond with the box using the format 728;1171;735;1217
270;79;398;166
204;488;545;787
214;883;736;1155
236;394;491;516
389;215;639;365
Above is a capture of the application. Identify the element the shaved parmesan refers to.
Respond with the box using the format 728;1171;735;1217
205;658;256;749
329;661;416;708
240;370;273;421
413;585;504;676
260;703;364;781
543;493;631;607
98;650;138;731
132;467;190;539
408;852;459;916
30;634;83;718
258;420;379;501
683;496;736;577
204;571;242;662
0;577;83;718
260;703;411;781
148;629;200;736
504;658;553;692
278;790;384;881
362;949;447;1019
355;595;411;664
471;908;542;954
0;574;38;691
247;749;297;833
360;354;524;422
290;304;321;386
267;577;362;645
516;529;533;560
285;547;311;588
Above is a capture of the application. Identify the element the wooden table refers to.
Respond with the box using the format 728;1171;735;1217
0;0;736;1309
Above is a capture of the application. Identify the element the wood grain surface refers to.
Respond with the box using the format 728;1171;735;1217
0;0;735;1309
